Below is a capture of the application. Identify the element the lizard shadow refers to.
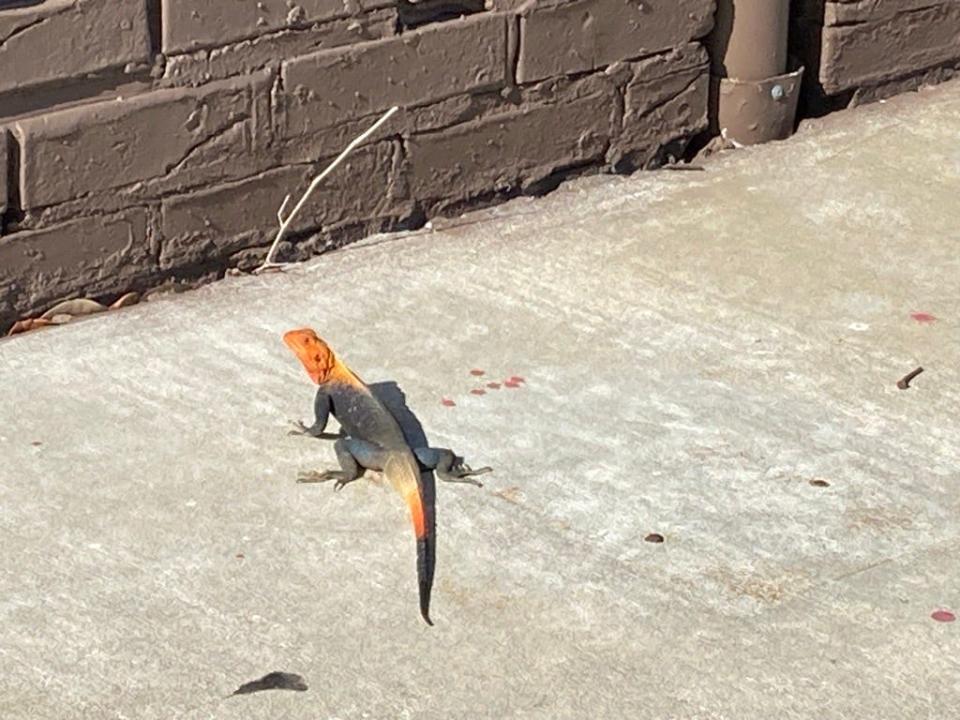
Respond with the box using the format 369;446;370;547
368;381;437;529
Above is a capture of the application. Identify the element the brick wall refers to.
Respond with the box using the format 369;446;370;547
0;0;715;329
3;2;960;330
792;0;960;109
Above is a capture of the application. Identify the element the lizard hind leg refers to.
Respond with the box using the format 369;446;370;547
297;437;389;491
414;447;492;488
297;438;365;491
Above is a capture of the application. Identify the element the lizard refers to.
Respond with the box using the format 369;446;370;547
282;328;492;625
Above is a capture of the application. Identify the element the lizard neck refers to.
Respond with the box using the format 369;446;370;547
328;358;368;390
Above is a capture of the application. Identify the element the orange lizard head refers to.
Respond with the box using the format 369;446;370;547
283;328;337;384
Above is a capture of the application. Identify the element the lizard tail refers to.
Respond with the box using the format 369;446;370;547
385;453;435;626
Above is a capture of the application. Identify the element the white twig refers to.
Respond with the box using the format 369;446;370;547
277;194;292;225
254;105;400;273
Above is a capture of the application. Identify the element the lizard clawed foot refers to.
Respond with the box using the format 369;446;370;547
439;465;493;488
288;420;309;436
297;469;342;483
456;463;494;478
288;422;343;440
441;476;485;487
296;470;359;491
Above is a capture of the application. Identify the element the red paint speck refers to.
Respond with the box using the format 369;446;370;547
470;369;485;376
470;388;486;396
911;312;937;324
509;375;526;384
932;610;956;623
504;379;521;388
486;382;501;390
441;397;456;407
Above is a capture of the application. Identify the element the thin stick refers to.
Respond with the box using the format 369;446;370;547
253;105;400;273
277;194;292;225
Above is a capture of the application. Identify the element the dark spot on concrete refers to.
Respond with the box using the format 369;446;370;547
910;311;936;324
31;441;42;446
470;369;485;376
809;479;830;487
932;609;956;623
486;382;501;389
235;553;244;559
504;379;521;388
470;388;485;395
644;533;664;543
509;375;526;383
232;671;308;696
441;397;456;407
897;366;924;390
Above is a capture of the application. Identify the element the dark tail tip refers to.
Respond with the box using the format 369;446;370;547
417;536;435;627
420;585;433;627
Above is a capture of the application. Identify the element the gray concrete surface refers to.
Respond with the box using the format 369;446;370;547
2;80;960;719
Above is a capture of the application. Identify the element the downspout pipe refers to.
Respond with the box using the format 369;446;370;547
707;0;804;146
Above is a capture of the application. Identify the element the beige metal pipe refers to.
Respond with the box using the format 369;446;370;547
707;0;804;146
708;0;790;81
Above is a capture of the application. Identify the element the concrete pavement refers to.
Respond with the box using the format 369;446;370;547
1;80;959;719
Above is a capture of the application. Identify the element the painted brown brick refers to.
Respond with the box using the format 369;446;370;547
281;13;508;139
14;72;272;210
613;44;710;167
824;0;948;26
408;79;618;203
516;0;713;84
163;8;398;87
161;0;391;54
159;141;405;268
0;209;151;325
0;0;150;95
820;2;960;93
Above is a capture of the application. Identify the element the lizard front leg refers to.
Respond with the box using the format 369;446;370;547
414;447;492;487
289;387;342;440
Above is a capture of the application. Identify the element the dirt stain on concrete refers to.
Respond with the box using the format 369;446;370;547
845;507;914;531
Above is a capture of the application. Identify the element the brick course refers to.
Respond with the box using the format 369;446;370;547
0;0;150;95
14;72;272;210
790;0;960;104
280;13;508;138
0;209;151;328
161;0;391;54
516;0;714;84
162;9;398;87
408;76;618;205
159;141;406;268
820;2;960;93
